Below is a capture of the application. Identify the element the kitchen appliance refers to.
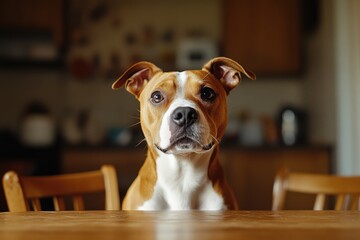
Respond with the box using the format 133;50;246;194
20;102;56;147
277;106;307;146
176;38;218;70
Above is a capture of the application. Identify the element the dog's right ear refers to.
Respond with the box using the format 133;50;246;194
202;57;256;94
112;62;162;99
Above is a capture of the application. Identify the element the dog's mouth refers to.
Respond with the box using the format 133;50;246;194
155;136;215;154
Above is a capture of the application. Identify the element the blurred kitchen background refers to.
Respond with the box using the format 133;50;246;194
0;0;360;211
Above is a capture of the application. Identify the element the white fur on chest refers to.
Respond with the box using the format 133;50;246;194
137;151;226;210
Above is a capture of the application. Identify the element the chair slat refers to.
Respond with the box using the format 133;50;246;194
350;194;360;210
335;194;345;210
73;195;85;210
31;198;41;211
314;194;326;210
53;196;66;211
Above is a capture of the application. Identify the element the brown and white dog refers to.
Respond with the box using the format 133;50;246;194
112;57;255;210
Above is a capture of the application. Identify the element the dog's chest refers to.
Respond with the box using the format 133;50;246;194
137;153;225;210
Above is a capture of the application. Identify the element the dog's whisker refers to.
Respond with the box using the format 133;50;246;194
129;115;140;120
136;138;147;147
211;134;220;144
129;121;141;128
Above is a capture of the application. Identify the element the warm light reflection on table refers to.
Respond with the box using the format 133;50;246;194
0;211;359;240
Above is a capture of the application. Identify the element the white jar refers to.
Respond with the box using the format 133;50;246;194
20;114;56;147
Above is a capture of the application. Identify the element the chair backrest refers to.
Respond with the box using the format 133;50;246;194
2;165;120;212
272;167;360;210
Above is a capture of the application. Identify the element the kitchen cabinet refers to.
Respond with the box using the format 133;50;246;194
0;0;65;67
223;0;302;75
0;0;64;46
61;146;331;210
221;146;331;210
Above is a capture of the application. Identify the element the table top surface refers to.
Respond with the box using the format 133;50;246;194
0;210;359;240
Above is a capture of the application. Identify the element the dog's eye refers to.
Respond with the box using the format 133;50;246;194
201;87;216;102
150;91;164;104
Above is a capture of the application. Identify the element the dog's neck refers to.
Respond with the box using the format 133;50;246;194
156;147;215;183
140;145;222;210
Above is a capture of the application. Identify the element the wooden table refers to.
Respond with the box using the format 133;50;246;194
0;211;359;240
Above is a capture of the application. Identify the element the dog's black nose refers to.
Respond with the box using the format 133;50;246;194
171;107;198;127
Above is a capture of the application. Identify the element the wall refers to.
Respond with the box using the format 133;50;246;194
334;0;360;174
68;0;222;71
303;0;336;145
0;70;65;130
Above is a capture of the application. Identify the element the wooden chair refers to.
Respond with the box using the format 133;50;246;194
272;167;360;210
2;165;120;212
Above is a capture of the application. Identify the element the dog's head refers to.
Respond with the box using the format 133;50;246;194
113;57;255;154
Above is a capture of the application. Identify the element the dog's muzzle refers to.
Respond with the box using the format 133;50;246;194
155;107;215;154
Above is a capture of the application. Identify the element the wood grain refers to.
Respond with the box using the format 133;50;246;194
223;0;301;75
0;211;359;240
2;165;120;211
272;167;360;210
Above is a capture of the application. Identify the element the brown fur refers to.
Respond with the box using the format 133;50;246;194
113;57;255;210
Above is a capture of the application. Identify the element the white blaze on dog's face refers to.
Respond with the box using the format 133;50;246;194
140;70;227;154
112;57;256;155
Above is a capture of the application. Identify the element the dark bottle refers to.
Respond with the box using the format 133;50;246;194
277;106;307;146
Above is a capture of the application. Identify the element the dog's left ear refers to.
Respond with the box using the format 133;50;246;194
202;57;256;93
112;61;162;99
